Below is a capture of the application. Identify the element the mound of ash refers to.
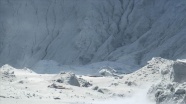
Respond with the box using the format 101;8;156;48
0;65;16;82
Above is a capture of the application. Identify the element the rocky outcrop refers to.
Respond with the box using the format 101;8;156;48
53;72;80;87
0;65;16;82
78;78;92;87
48;83;67;89
148;59;186;104
53;72;92;87
99;67;117;76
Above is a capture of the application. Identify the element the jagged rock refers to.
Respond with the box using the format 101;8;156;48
148;59;186;104
78;78;92;87
54;72;80;87
0;66;16;82
161;69;170;75
125;81;137;86
156;94;166;103
99;69;113;76
99;67;117;76
97;88;109;94
56;79;64;83
166;84;175;92
2;71;16;78
175;89;186;95
48;83;66;89
92;86;99;90
54;72;92;87
155;90;164;98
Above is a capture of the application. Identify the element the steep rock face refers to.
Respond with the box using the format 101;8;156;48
173;61;186;83
0;0;186;69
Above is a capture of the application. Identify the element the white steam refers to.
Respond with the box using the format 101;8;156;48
92;86;155;104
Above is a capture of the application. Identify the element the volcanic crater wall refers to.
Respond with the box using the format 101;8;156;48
0;0;186;69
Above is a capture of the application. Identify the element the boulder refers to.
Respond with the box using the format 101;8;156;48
78;78;92;87
48;83;66;89
92;86;99;90
125;81;137;86
54;72;80;87
175;89;186;95
97;88;110;94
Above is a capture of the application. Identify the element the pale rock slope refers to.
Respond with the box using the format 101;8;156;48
1;57;179;104
148;58;186;104
0;0;186;70
1;57;185;104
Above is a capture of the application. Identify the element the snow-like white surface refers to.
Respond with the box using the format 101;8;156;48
1;57;186;104
0;59;161;104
